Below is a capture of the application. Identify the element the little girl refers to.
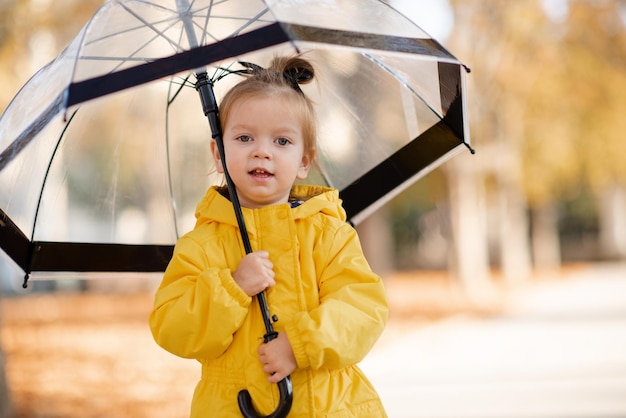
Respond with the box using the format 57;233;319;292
149;55;389;417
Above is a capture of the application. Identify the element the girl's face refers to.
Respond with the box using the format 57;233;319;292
211;94;312;209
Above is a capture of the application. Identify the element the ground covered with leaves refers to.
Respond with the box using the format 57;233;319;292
1;272;487;418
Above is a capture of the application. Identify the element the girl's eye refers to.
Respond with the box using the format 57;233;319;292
276;137;290;146
237;135;252;143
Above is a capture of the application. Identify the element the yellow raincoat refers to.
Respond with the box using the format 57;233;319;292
150;185;388;417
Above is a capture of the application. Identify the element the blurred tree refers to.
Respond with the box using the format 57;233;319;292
0;0;104;414
0;0;105;110
445;0;626;276
387;170;449;270
564;0;626;259
0;298;9;417
522;0;626;261
516;1;580;270
445;0;558;284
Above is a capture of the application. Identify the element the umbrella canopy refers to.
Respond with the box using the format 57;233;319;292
0;0;472;280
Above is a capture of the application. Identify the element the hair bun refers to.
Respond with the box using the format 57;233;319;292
282;58;314;85
235;55;315;95
284;66;313;85
271;56;315;86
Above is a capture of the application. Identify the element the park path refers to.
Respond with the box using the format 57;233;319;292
362;263;626;418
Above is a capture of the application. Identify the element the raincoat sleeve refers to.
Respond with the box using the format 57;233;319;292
149;233;251;360
285;221;388;370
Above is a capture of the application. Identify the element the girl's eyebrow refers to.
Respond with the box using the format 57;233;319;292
229;124;300;136
228;123;252;131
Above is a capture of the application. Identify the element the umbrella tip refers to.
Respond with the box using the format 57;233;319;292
22;273;30;289
463;142;476;155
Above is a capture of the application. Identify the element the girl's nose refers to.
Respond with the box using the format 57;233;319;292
252;140;271;159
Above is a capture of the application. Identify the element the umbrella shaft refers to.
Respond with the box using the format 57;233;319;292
195;72;221;139
194;73;278;338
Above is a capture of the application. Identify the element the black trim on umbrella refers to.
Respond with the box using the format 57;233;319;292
0;92;468;275
0;20;471;275
3;122;468;275
283;24;454;59
0;208;173;274
28;242;174;272
0;208;31;273
340;63;471;222
341;118;462;222
1;22;464;176
66;23;459;108
66;23;292;107
437;61;466;143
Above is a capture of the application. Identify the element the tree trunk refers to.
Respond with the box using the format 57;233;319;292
355;206;394;278
0;304;12;418
598;184;626;260
497;174;533;284
447;156;492;300
531;201;562;272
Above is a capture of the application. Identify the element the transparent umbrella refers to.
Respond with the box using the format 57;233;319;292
0;1;473;415
0;0;472;279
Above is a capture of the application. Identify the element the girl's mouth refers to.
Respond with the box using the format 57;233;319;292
250;169;273;178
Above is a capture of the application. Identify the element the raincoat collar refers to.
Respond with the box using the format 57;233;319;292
194;185;346;228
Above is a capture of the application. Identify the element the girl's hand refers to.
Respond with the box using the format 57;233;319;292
257;332;297;383
232;251;275;296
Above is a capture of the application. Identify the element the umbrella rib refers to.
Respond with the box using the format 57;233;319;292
79;18;186;76
120;2;189;52
191;11;276;45
77;56;152;62
196;0;213;45
29;110;78;247
172;0;263;46
82;18;174;47
225;9;273;38
81;0;191;49
78;2;242;78
163;76;189;239
364;53;443;119
66;23;291;107
177;0;227;46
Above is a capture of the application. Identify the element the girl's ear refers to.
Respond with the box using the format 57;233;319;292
297;153;312;180
210;140;225;173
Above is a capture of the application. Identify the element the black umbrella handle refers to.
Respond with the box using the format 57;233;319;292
194;72;293;417
237;294;293;418
238;375;293;418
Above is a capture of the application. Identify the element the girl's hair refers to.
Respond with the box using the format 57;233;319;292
218;55;318;163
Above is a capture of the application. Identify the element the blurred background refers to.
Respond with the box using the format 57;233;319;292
1;0;626;417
